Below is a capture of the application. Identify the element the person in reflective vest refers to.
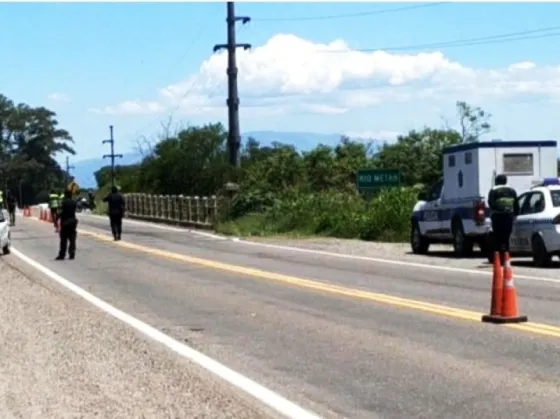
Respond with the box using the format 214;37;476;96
488;174;519;256
48;190;60;229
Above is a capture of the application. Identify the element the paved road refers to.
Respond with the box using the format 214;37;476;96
6;213;560;418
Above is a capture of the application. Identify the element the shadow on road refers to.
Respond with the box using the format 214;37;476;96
511;260;560;269
404;250;487;260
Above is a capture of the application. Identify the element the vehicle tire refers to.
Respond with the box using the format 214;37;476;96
411;221;430;254
452;219;474;257
2;244;10;255
531;234;551;267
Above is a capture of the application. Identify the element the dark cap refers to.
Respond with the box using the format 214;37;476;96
495;174;507;185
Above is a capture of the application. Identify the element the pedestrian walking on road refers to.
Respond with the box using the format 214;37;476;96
488;174;519;259
6;191;17;226
103;186;125;241
56;189;78;260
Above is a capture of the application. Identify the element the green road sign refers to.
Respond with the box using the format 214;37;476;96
356;169;401;190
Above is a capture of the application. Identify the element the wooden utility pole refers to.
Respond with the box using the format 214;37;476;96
213;2;251;167
103;125;123;188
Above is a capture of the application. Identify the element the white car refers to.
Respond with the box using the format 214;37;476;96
0;210;11;255
490;181;560;266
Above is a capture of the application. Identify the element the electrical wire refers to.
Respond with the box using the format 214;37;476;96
322;25;560;53
117;4;222;147
252;2;449;22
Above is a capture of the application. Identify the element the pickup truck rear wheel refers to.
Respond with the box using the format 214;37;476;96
411;221;429;254
452;220;474;257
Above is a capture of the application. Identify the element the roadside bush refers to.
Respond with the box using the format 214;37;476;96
221;187;416;242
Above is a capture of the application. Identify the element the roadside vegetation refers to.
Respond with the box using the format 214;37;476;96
0;94;75;205
93;101;503;242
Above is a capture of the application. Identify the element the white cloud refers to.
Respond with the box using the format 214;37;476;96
92;33;560;118
48;92;71;103
88;100;165;116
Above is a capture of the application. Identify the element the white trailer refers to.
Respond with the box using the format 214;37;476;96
410;140;558;257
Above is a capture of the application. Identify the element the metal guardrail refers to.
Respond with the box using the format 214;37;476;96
123;193;219;229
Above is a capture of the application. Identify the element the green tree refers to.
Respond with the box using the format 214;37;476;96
456;101;492;143
0;94;75;204
373;128;461;187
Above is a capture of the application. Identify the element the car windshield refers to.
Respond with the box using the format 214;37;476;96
551;190;560;207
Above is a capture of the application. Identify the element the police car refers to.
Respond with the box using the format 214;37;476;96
0;209;11;255
492;177;560;267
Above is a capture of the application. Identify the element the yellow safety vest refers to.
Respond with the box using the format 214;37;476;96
49;194;59;209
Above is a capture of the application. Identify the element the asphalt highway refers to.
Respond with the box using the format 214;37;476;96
6;212;560;418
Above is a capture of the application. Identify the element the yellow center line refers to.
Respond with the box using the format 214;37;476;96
69;227;560;339
22;217;560;339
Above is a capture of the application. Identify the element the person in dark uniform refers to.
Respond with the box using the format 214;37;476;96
6;191;17;226
103;186;125;240
88;190;96;211
56;189;78;260
488;174;519;257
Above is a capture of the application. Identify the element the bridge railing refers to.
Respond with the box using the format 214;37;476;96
124;193;219;229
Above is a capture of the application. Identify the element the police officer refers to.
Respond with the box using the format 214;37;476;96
88;190;96;211
488;174;520;258
6;191;17;226
48;189;60;230
56;189;78;260
103;186;125;240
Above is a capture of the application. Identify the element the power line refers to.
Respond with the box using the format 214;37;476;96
117;9;219;147
252;2;448;22
322;25;560;53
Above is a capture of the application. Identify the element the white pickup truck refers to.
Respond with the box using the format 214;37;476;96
410;140;558;258
0;210;11;255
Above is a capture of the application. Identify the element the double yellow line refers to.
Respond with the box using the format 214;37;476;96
75;228;560;339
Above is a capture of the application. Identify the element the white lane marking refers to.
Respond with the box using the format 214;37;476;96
10;247;322;419
77;213;560;285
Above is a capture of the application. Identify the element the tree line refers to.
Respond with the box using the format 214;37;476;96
93;101;500;241
0;93;75;205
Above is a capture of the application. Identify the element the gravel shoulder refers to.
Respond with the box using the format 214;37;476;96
0;258;271;419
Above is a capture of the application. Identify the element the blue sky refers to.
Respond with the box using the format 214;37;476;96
1;1;560;163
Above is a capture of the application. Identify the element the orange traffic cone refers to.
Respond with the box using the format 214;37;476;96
500;253;528;322
482;252;528;324
481;252;504;322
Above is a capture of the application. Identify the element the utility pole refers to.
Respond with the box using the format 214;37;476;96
102;125;123;188
213;1;251;167
65;156;75;185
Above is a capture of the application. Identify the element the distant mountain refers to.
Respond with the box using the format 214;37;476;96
244;131;342;151
72;152;142;189
72;131;392;188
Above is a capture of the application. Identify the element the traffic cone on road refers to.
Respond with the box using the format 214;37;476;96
482;252;528;324
481;252;504;322
500;253;528;323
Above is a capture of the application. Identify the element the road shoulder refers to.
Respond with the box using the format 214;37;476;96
0;257;271;419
